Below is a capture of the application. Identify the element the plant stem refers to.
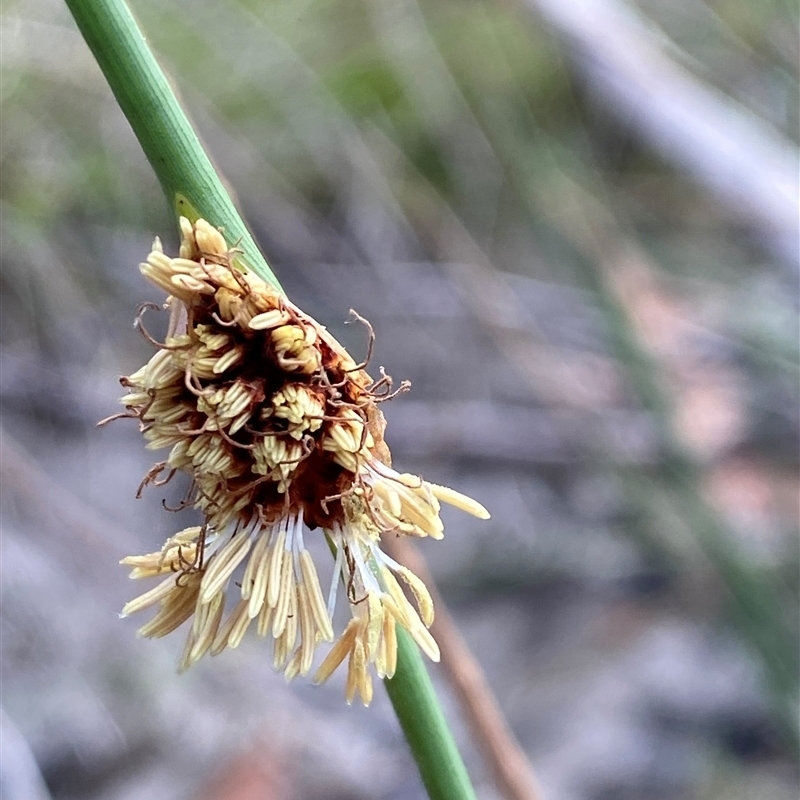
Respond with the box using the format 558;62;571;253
63;0;278;289
65;0;479;795
385;629;479;800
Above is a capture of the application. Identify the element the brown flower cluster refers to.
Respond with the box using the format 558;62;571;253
111;218;489;704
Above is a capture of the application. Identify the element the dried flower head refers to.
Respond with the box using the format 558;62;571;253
107;218;489;704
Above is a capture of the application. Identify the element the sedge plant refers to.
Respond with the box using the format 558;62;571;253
64;1;485;798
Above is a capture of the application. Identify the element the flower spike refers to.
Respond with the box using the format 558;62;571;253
111;218;490;703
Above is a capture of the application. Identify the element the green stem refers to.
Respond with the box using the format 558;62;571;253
385;629;479;800
64;0;278;289
65;0;478;796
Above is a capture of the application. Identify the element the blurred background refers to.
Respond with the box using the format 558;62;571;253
2;0;798;798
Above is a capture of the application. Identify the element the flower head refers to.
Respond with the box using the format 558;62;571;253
110;218;489;704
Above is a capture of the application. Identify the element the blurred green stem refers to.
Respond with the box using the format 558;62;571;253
473;88;799;744
65;0;478;796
